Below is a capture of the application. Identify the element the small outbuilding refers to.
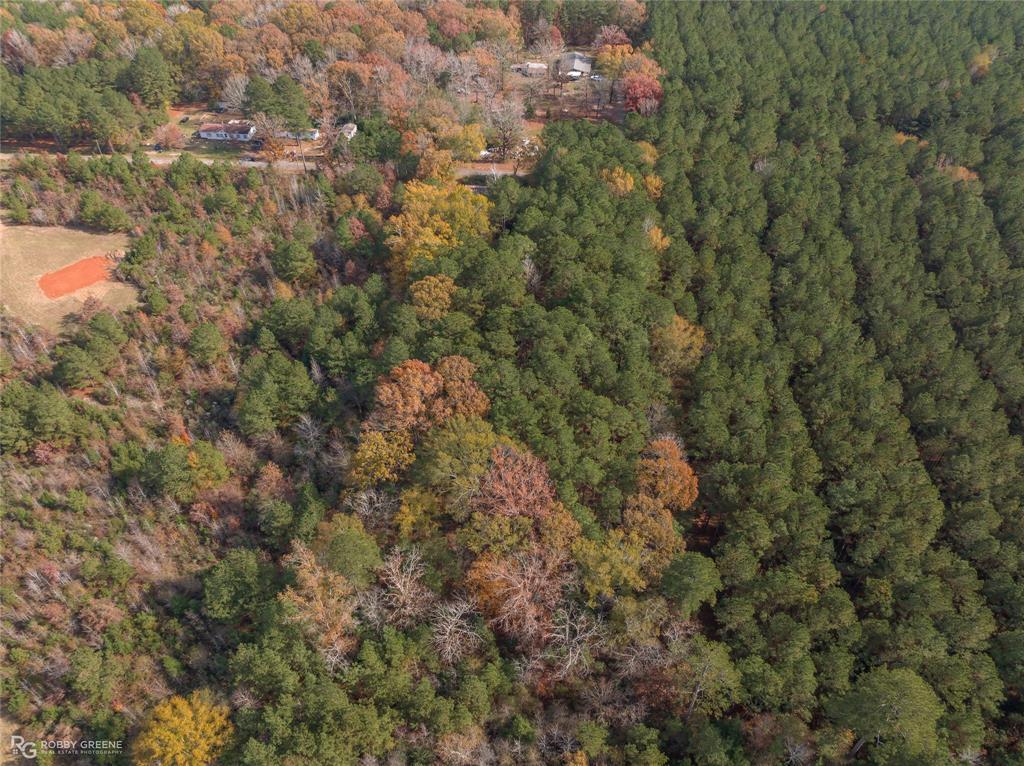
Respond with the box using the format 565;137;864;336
340;122;358;141
512;61;548;77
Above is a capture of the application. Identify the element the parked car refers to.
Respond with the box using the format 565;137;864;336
153;143;163;152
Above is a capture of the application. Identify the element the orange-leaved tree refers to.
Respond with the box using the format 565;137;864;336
635;436;698;514
467;547;569;649
435;354;490;422
367;359;446;434
574;437;697;599
366;356;489;435
279;542;359;667
352;356;489;488
622;492;683;580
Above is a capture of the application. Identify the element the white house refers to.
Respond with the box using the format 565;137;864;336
197;120;256;141
275;128;321;141
340;122;358;141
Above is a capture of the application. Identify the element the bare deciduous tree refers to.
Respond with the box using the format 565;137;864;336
784;739;814;766
289;54;317;87
378;548;435;627
52;28;95;67
530;18;564;62
431;599;481;665
487;98;524;160
217;431;257;474
447;53;480;99
468;548;569;649
614;640;669;680
1;28;39;72
355;587;388;631
231;686;258;710
253;112;287;163
220;73;250;111
293;414;324;462
153;124;187;149
542;603;602;679
484;38;519;92
345;488;398;528
522;254;542;295
404;40;446;86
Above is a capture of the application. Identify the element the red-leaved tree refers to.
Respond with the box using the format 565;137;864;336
471;444;556;519
623;72;664;116
367;356;489;434
467;547;568;649
368;359;445;433
436;355;490;421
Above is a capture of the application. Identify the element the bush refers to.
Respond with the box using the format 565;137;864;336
270;240;316;283
79;190;132;231
189;323;227;366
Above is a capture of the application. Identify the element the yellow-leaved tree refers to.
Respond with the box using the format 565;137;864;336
651;314;707;378
438;123;486;161
643;173;664;200
349;430;415;487
133;689;232;766
410;274;458;321
599;166;635;197
646;224;671;253
386;181;492;285
595;43;634;87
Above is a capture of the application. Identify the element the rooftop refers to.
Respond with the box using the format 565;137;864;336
557;51;593;74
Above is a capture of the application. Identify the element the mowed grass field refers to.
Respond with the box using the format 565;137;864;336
0;221;136;332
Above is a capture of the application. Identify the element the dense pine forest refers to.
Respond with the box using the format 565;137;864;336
2;1;1023;764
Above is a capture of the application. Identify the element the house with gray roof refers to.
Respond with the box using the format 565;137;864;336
556;51;593;80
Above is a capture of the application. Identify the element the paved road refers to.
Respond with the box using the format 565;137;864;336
143;151;309;172
455;164;517;180
1;150;517;181
0;149;311;173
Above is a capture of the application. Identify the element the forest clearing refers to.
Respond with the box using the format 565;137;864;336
0;223;134;331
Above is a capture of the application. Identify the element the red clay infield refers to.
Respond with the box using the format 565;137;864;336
38;256;113;299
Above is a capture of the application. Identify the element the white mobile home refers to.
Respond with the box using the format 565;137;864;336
197;120;256;141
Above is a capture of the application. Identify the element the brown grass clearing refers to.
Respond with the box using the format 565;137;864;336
0;221;136;332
